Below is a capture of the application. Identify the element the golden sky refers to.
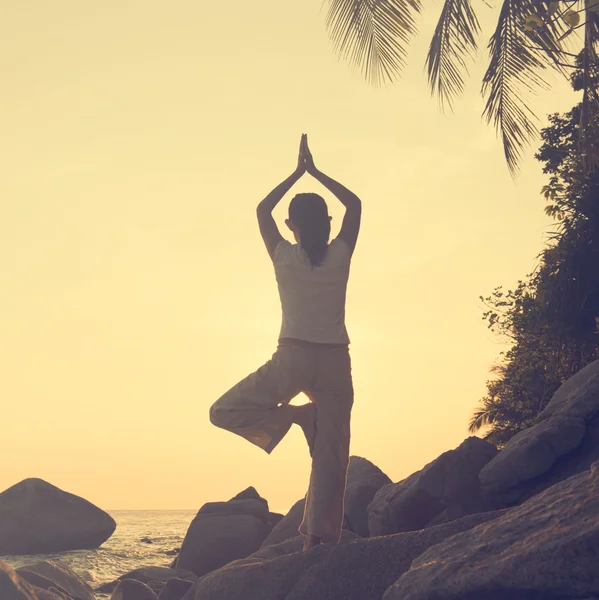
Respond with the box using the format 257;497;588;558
0;1;580;511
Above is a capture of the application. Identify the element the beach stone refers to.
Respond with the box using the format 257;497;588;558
17;561;95;600
480;360;599;497
384;461;599;600
260;456;390;547
267;512;283;528
368;436;498;535
1;560;65;600
157;578;194;600
343;456;392;537
226;530;360;569
0;479;115;555
180;510;504;600
96;568;196;596
175;488;271;577
260;498;306;548
111;580;157;600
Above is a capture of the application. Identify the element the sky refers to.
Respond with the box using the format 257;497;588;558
0;1;581;512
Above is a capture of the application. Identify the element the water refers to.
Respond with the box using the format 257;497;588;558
1;510;197;597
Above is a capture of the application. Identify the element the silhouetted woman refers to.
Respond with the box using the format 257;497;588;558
209;133;361;551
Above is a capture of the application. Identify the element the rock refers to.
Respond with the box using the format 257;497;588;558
140;538;153;544
343;456;392;537
110;580;157;600
175;488;271;577
260;498;306;548
180;510;504;600
267;512;283;529
261;456;391;547
229;487;267;506
17;561;95;600
226;530;360;569
368;436;498;535
479;360;599;500
0;479;116;555
164;550;178;557
1;560;65;600
384;461;599;600
96;568;196;596
157;578;194;600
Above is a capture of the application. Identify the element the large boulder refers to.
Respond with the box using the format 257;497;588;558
157;578;194;600
261;456;391;547
384;460;599;600
96;568;196;596
17;561;95;600
0;479;115;555
480;359;599;501
0;560;65;600
260;499;306;548
368;436;498;536
227;530;360;569
175;487;271;577
180;510;504;600
343;456;392;537
110;580;157;600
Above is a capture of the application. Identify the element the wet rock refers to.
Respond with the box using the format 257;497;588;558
96;568;195;596
17;561;95;600
110;580;157;600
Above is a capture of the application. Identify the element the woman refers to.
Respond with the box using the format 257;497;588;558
209;133;361;551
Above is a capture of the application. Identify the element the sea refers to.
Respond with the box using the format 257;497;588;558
1;510;198;598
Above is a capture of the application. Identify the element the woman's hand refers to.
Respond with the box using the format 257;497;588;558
302;134;317;175
295;133;307;176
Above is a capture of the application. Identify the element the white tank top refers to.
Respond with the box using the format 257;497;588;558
272;237;351;344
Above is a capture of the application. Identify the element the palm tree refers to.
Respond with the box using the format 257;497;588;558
321;0;599;177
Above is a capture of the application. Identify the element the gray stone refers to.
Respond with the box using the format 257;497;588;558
225;530;360;569
157;578;194;600
110;580;157;600
480;361;599;496
1;560;65;600
539;359;599;420
181;510;504;600
343;456;392;537
384;461;599;600
368;436;498;535
175;489;271;577
96;568;195;596
17;561;95;600
260;498;306;548
0;479;115;555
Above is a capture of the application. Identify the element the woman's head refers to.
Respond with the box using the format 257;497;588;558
286;193;332;267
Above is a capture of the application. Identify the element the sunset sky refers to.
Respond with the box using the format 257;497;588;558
1;1;580;512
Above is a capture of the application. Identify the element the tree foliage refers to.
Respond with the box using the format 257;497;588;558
469;64;599;446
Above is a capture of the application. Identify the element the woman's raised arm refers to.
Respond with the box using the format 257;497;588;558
257;135;307;259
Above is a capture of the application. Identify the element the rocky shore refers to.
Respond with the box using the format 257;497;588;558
3;359;599;600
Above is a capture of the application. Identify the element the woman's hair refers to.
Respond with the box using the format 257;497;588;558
289;193;331;267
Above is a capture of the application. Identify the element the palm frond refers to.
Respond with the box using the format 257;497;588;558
468;405;497;433
578;3;599;175
481;0;566;177
324;0;422;87
426;0;481;111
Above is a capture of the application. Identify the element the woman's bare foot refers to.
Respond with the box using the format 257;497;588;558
303;534;322;551
292;403;317;454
